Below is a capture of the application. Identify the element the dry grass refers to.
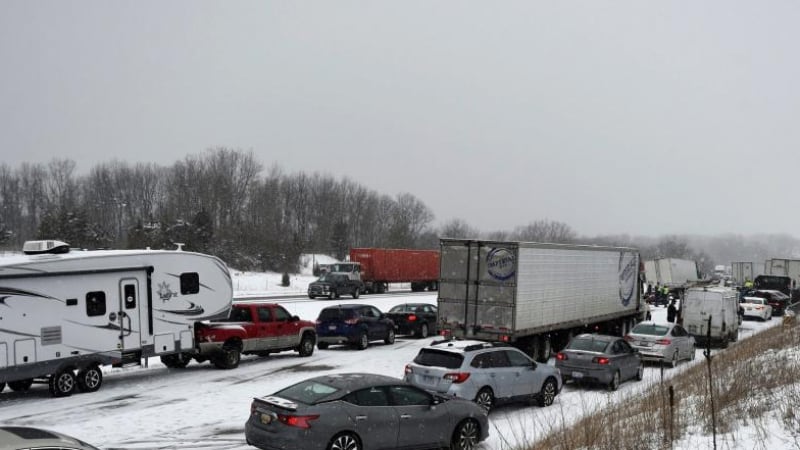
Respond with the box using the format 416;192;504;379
521;320;800;450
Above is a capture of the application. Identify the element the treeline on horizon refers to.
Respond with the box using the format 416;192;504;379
0;147;796;273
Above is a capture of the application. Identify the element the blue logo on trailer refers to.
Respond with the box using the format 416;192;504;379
487;248;515;281
618;252;638;306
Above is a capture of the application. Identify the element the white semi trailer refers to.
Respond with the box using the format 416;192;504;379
437;239;647;362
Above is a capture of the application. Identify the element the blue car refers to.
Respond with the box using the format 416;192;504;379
315;304;395;350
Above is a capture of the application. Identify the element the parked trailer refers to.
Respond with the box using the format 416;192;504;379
0;240;232;397
332;248;440;294
731;261;760;285
437;239;646;363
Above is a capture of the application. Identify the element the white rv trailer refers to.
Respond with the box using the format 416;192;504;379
0;241;232;397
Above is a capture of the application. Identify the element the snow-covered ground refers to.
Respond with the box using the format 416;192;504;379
0;261;789;449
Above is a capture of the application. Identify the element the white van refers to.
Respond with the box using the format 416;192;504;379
681;287;739;347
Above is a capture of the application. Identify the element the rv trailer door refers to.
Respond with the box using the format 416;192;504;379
119;279;142;351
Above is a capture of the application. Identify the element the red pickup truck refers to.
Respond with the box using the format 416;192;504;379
161;302;317;370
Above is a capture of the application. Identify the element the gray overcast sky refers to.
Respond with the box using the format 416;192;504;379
2;1;798;237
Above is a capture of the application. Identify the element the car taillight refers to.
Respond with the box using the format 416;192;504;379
407;314;417;322
655;339;671;345
623;335;633;342
444;372;471;383
278;414;319;429
556;352;568;361
404;364;413;375
593;357;610;365
344;318;359;325
250;401;257;415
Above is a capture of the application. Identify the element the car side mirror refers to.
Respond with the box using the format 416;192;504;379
291;315;300;322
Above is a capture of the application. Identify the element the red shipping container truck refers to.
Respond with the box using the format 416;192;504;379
350;248;440;293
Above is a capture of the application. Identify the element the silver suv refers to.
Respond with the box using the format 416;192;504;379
404;339;562;410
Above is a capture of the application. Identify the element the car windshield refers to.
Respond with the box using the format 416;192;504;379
630;324;670;336
567;337;611;353
413;349;464;369
275;380;341;405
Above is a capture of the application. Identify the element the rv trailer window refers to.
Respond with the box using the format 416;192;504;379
124;284;136;308
86;292;107;317
180;272;200;295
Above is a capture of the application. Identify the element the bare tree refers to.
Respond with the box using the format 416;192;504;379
511;219;576;243
439;218;480;240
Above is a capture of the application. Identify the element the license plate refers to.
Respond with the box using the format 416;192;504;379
328;325;337;330
260;414;273;425
572;371;584;379
423;375;435;384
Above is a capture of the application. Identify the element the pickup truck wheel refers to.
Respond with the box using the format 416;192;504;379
213;345;241;370
352;288;360;299
298;333;315;357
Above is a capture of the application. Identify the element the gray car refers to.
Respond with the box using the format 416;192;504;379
624;321;696;367
555;333;643;391
403;340;562;411
245;372;489;450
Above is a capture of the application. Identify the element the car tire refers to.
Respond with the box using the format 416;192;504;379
474;387;494;411
416;322;429;339
352;288;360;299
450;418;480;450
635;362;644;381
0;382;4;393
77;365;103;393
607;371;620;391
8;378;33;392
318;342;329;350
308;294;316;299
213;345;241;370
384;328;395;345
328;432;362;450
536;378;558;407
298;333;315;357
356;331;369;350
49;369;76;397
328;290;335;300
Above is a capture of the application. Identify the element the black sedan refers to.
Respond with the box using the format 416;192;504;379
245;373;489;450
385;303;438;338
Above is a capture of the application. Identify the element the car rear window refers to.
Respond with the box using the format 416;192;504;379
413;349;464;369
389;305;413;313
631;324;669;336
318;308;355;321
276;380;340;405
567;338;611;353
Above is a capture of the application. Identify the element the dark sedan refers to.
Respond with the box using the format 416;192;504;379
245;373;489;450
555;333;643;391
385;303;438;338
